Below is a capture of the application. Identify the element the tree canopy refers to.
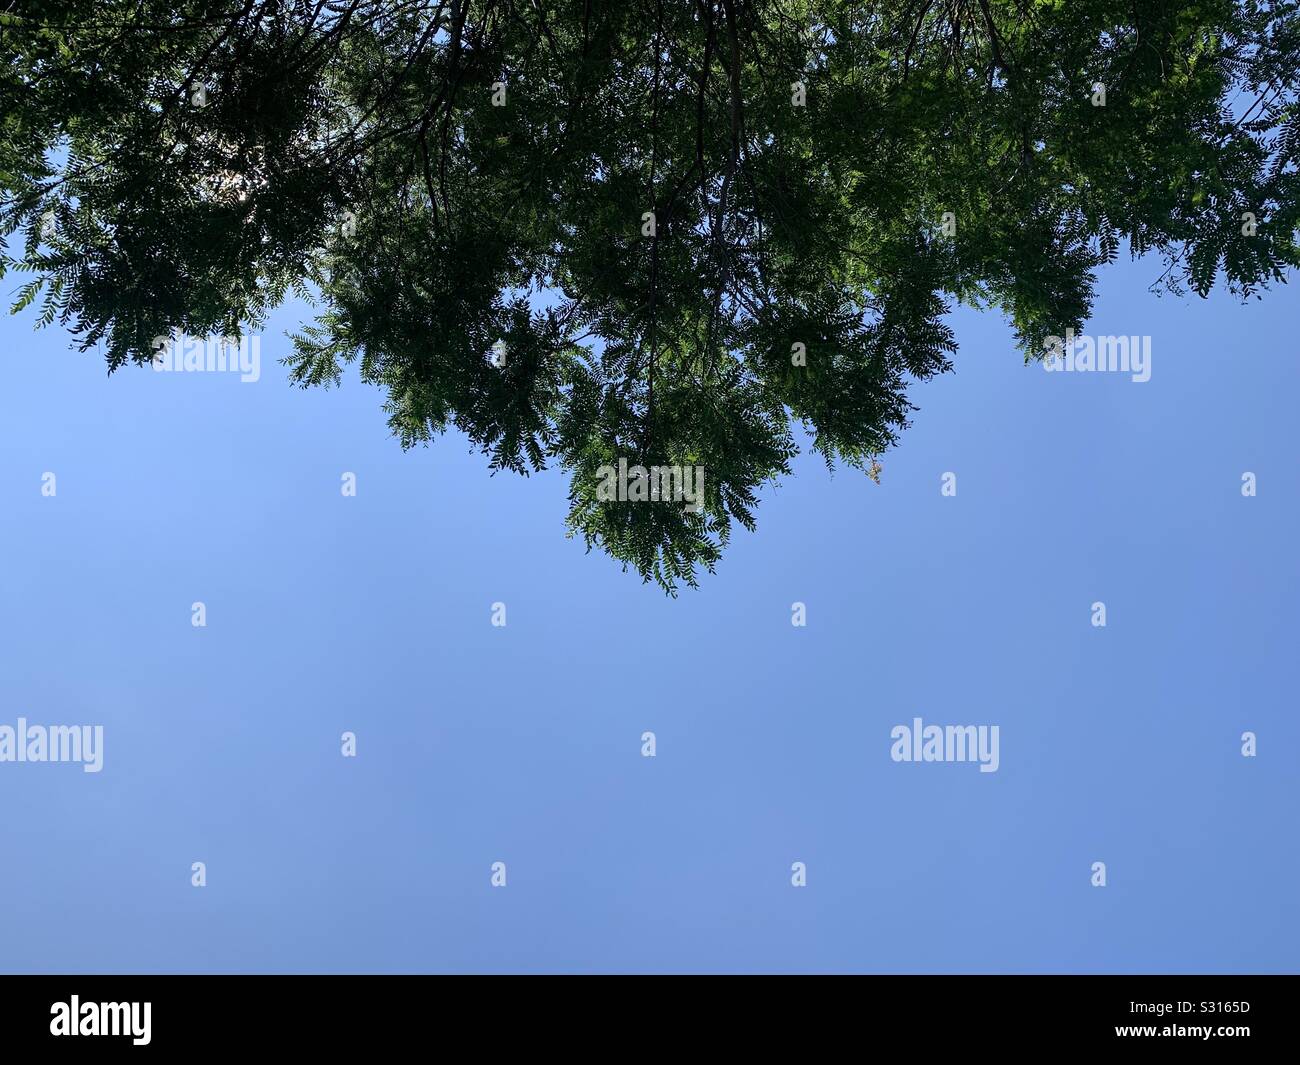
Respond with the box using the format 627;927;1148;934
3;1;1299;590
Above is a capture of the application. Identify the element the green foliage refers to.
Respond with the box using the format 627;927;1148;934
3;0;1299;591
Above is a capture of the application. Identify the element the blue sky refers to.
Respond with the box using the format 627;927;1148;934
0;253;1295;973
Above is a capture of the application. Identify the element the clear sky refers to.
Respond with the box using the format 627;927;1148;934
0;252;1295;974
